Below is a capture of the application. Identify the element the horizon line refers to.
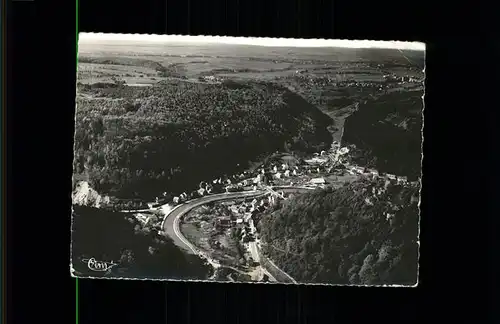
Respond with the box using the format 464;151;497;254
79;33;426;51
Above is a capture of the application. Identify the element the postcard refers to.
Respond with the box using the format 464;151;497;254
71;33;424;286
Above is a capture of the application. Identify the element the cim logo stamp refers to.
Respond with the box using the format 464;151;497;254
82;258;119;272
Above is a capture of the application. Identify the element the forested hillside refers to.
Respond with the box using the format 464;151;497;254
342;90;423;179
73;80;333;200
71;205;210;279
257;179;420;285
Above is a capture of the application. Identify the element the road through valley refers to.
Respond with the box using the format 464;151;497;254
161;187;311;283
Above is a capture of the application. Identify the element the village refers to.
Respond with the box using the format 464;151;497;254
177;142;420;276
290;68;423;90
156;140;416;207
179;192;290;279
133;140;418;216
127;140;420;281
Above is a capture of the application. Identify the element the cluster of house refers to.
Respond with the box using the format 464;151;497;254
199;75;224;83
149;144;352;208
346;165;409;185
294;72;422;93
244;143;354;187
144;140;416;210
146;180;228;208
214;194;282;231
383;74;421;84
292;73;381;89
133;212;161;227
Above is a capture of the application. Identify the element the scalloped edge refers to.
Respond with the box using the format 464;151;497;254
78;33;425;51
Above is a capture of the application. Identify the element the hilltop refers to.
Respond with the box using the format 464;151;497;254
257;178;420;285
73;80;333;202
342;90;423;179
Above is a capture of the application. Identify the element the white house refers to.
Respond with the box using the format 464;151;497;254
397;176;408;184
305;157;328;164
275;172;282;179
236;219;243;224
197;188;206;196
173;196;180;204
353;166;364;173
292;169;298;176
387;174;397;180
273;165;278;173
284;170;290;177
310;178;326;185
339;147;349;155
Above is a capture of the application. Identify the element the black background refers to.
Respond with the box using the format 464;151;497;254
7;0;494;323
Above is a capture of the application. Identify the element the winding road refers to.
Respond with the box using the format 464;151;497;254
123;164;416;282
162;190;267;254
160;186;312;283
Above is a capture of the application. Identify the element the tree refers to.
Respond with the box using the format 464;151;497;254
74;80;333;201
72;205;211;279
120;249;135;264
357;254;379;284
257;179;419;285
124;101;139;113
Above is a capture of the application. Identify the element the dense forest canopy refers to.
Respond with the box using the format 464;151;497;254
342;90;423;179
71;205;210;279
257;179;420;285
74;80;333;200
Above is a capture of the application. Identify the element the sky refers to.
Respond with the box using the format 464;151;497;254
78;33;425;51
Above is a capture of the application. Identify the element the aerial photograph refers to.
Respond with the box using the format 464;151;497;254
71;34;425;286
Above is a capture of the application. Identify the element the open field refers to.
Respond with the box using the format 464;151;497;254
77;42;424;99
